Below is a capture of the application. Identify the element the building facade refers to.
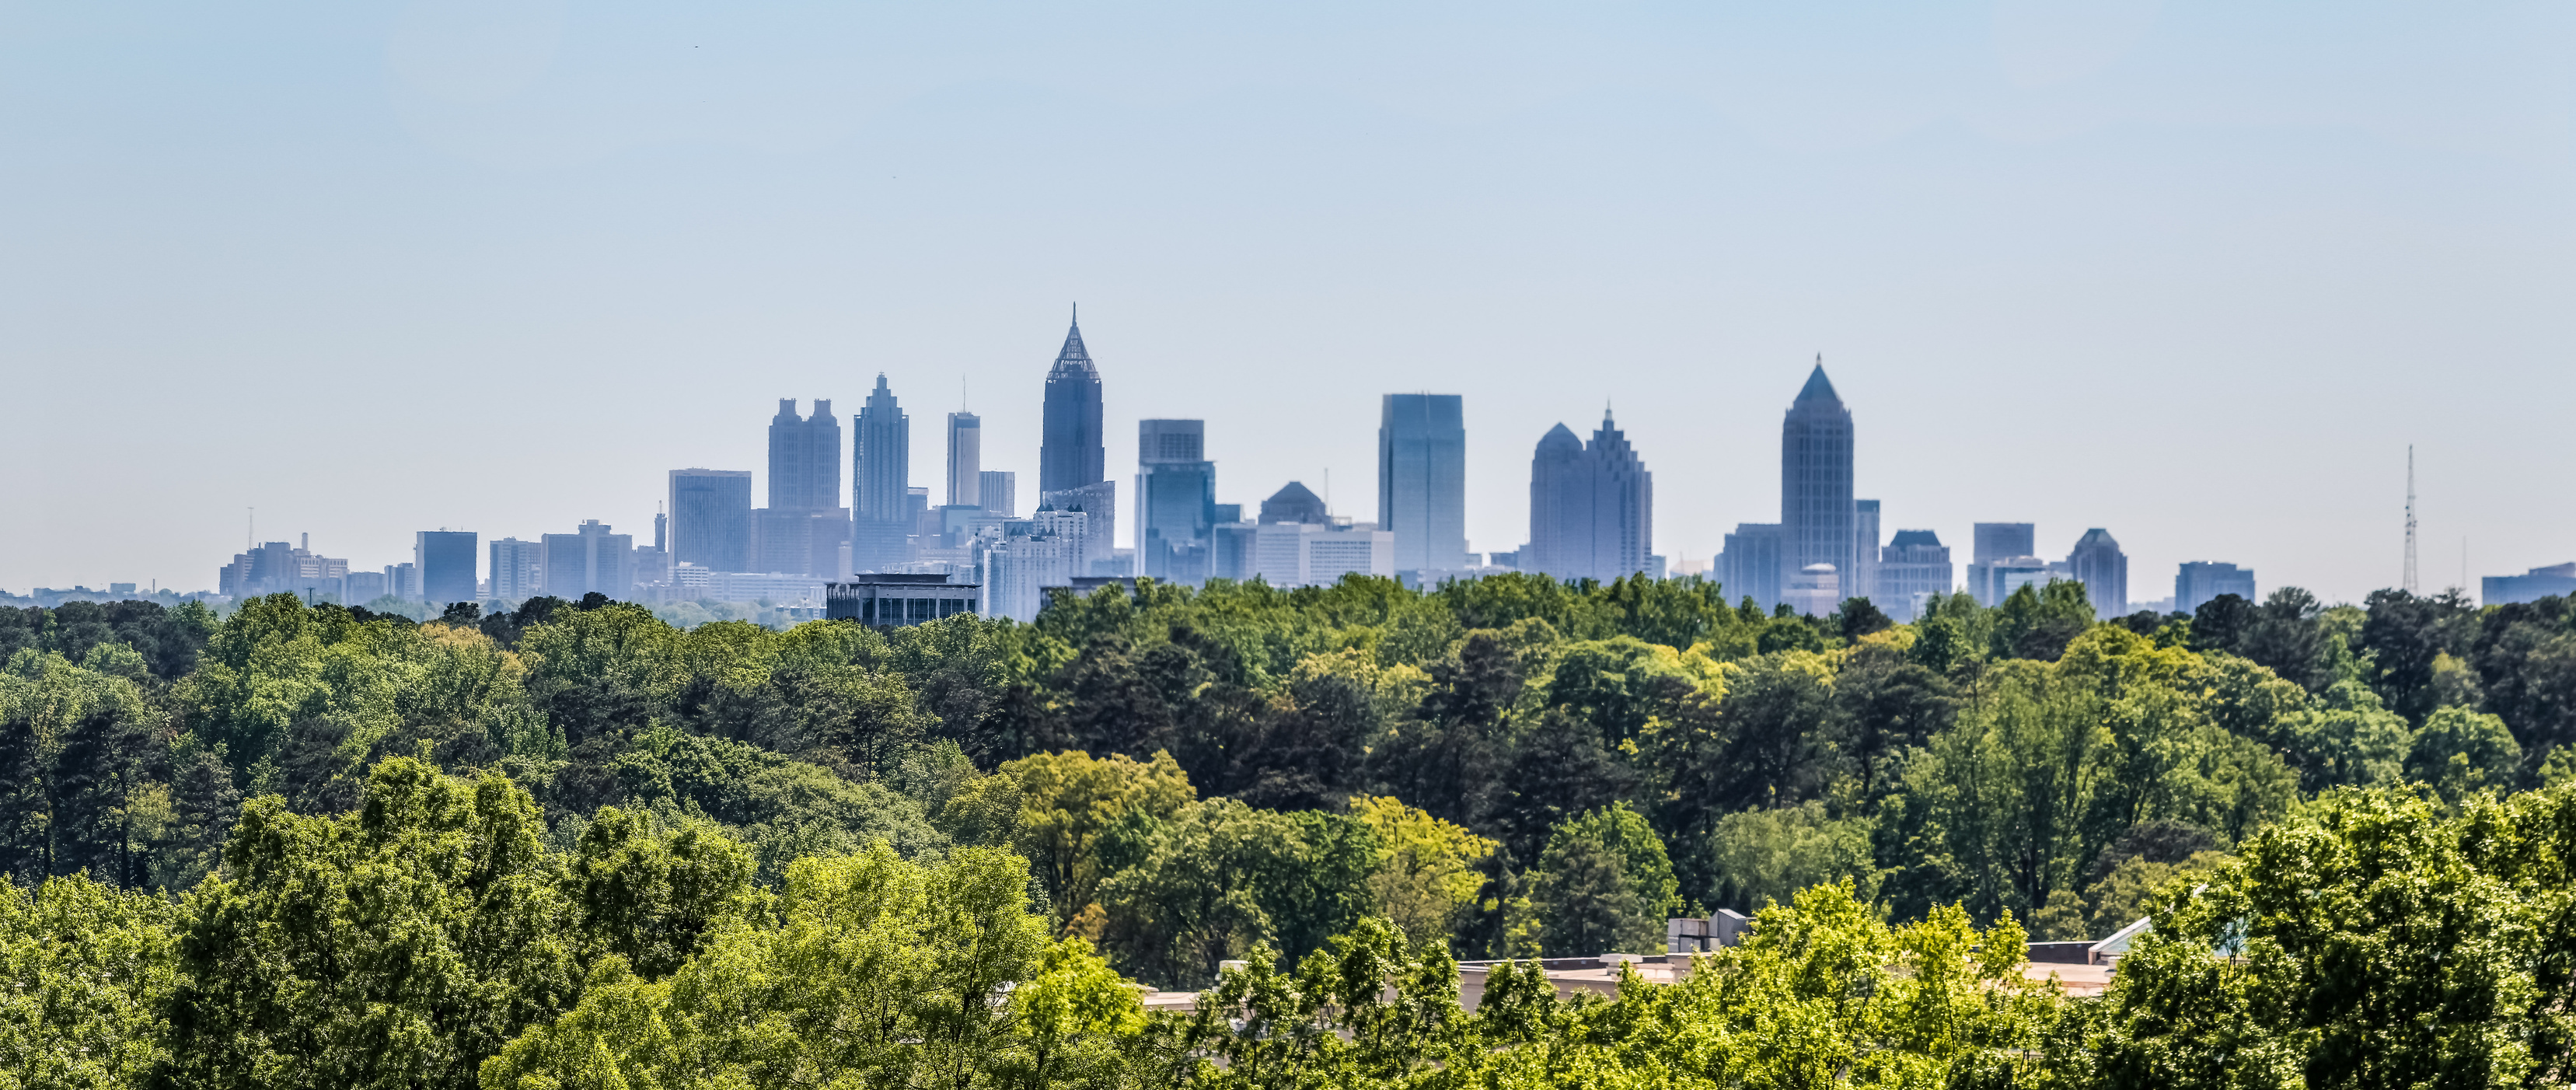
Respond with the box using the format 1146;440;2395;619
826;573;979;627
2484;563;2576;606
948;411;982;508
852;374;912;573
2065;529;2128;619
1876;529;1953;621
1039;311;1105;495
1781;363;1855;609
489;537;543;601
1378;393;1468;574
669;469;752;574
2176;561;2257;615
1042;481;1119;577
1524;413;1653;583
979;470;1017;518
416;530;478;607
1720;523;1785;610
768;399;841;511
540;520;635;599
1136;419;1216;584
1852;499;1880;603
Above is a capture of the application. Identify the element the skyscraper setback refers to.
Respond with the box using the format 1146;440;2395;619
1524;411;1653;583
767;399;841;511
1378;393;1468;574
1779;361;1855;612
1039;310;1105;494
759;399;848;578
851;375;911;572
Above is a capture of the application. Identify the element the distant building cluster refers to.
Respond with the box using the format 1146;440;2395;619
164;308;2576;626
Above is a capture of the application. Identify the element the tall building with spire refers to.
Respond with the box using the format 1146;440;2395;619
1040;308;1105;494
852;375;912;572
1524;410;1653;582
1780;359;1855;613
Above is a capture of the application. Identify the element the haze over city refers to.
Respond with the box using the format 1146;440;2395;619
6;1;2573;603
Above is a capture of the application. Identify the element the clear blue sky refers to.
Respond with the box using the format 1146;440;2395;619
5;0;2571;604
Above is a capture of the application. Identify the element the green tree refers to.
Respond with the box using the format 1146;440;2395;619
2096;786;2574;1090
1003;749;1196;933
2407;704;2522;805
1527;803;1677;955
0;873;180;1088
560;806;762;979
160;758;582;1090
1095;798;1374;988
480;844;1066;1090
1706;800;1882;912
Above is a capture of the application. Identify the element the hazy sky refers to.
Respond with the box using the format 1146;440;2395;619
5;0;2572;605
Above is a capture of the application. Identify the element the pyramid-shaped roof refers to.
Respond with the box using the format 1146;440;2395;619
1050;306;1094;377
1795;361;1841;406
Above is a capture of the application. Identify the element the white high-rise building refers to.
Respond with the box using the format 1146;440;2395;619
947;412;982;508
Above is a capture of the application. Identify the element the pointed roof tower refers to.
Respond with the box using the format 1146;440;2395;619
1040;304;1108;493
1050;305;1095;378
1795;355;1841;406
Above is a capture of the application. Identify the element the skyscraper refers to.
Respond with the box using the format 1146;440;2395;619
2066;529;2128;618
489;537;543;601
669;470;752;573
1876;529;1953;621
1852;499;1881;602
1378;393;1467;574
1719;523;1785;610
947;412;982;508
757;398;849;578
1966;522;2040;606
1136;419;1216;584
767;399;841;511
852;375;911;572
1039;309;1105;495
1524;412;1652;583
2176;561;2256;615
979;470;1017;519
541;520;635;599
415;529;478;607
1780;362;1854;610
1973;523;2037;565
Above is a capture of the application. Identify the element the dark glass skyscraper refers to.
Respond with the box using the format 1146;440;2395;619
1378;393;1467;573
1780;361;1854;610
415;530;478;606
1040;310;1105;494
852;375;912;572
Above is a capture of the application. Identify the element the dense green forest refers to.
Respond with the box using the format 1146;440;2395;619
3;575;2574;1088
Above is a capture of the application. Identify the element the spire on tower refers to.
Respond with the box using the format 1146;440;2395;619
2403;445;2420;595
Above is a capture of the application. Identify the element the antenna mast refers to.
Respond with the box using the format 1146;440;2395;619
2403;445;2419;595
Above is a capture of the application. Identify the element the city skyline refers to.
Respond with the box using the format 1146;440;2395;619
34;325;2530;610
8;5;2567;604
